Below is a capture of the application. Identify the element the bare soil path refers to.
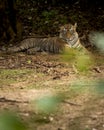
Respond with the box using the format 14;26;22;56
0;53;104;130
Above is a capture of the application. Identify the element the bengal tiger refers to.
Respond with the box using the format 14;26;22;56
6;23;83;54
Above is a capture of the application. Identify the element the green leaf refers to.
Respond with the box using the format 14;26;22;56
0;111;26;130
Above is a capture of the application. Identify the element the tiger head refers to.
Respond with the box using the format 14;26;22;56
59;23;79;47
59;23;77;39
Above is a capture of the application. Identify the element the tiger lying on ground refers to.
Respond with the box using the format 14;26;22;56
6;23;84;54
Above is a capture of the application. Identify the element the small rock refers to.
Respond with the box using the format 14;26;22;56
49;116;54;122
24;113;29;117
92;128;97;130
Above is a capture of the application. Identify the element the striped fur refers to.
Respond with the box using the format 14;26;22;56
59;23;83;50
7;37;66;54
7;23;82;54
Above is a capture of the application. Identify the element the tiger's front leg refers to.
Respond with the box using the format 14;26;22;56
26;47;41;54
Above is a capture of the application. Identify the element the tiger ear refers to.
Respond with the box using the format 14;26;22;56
74;23;77;28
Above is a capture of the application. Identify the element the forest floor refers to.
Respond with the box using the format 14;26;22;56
0;1;104;130
0;52;104;130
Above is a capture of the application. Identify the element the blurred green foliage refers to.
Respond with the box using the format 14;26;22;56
94;80;104;95
0;111;26;130
35;95;63;114
61;47;93;72
75;54;93;72
89;32;104;53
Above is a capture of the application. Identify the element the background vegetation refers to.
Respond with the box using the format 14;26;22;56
0;0;104;46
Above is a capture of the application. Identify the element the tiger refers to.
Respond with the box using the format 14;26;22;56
6;23;83;54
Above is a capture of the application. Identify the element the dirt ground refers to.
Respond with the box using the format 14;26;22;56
0;52;104;130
